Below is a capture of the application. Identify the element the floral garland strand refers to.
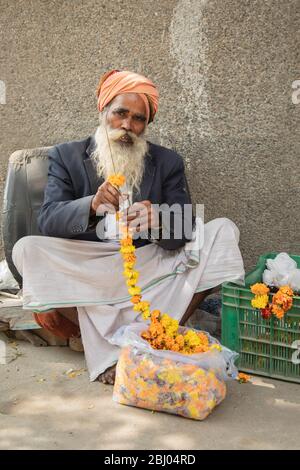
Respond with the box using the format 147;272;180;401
250;283;294;320
107;174;221;355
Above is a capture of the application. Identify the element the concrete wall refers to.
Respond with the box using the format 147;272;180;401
0;0;299;270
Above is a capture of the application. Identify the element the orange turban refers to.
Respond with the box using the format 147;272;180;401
96;70;159;123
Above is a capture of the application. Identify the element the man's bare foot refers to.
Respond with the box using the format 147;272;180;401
97;364;117;385
68;335;84;352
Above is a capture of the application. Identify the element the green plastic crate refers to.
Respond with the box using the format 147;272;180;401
222;252;300;383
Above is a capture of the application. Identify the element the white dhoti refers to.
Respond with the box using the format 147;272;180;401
12;217;245;381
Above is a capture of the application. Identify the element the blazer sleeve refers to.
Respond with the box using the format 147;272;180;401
154;156;195;250
37;146;97;238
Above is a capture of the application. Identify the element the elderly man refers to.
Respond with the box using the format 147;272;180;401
12;70;245;385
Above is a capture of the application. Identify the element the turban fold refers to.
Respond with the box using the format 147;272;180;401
96;70;159;123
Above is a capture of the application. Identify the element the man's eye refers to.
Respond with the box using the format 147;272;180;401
135;116;146;122
113;110;126;117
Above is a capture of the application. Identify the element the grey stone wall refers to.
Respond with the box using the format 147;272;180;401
0;0;299;271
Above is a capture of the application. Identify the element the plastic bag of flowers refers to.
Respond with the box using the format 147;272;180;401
111;322;238;420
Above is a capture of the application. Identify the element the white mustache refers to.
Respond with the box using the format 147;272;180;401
106;127;138;143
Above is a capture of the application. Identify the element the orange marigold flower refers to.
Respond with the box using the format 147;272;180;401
122;254;136;263
279;285;293;297
250;283;270;296
150;310;161;322
149;322;164;337
120;237;133;246
164;337;176;349
237;372;251;383
271;304;285;319
107;174;126;187
130;295;142;304
175;334;185;348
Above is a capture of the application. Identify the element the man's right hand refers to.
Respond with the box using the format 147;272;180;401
90;181;124;216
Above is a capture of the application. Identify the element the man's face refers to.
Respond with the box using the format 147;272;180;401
105;93;147;145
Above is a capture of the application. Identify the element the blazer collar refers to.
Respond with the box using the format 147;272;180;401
84;132;156;203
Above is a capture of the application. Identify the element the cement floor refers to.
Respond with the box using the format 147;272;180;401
0;340;299;450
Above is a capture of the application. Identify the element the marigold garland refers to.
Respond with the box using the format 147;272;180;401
109;174;222;355
250;283;294;320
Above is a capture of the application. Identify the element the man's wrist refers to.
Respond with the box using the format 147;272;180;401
90;197;96;216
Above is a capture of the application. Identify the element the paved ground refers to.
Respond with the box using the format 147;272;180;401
0;339;299;450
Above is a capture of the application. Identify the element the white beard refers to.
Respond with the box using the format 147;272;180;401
91;115;149;193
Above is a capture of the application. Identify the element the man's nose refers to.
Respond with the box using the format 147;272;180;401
121;117;132;131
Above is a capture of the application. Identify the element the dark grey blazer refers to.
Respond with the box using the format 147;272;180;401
37;133;194;250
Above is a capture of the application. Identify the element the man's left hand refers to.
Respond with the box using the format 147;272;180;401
121;200;160;233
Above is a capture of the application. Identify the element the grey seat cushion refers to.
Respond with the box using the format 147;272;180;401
2;147;51;286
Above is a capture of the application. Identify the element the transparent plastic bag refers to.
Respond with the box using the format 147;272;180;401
263;253;300;292
111;323;238;420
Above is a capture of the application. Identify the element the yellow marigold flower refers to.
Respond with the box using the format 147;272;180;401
184;330;201;348
210;344;222;352
165;325;179;338
120;245;135;254
133;301;149;312
160;313;172;329
108;174;126;187
139;301;150;311
123;269;133;278
123;270;139;281
126;278;137;287
250;283;270;296
124;261;135;270
128;286;141;296
251;294;269;309
142;310;151;320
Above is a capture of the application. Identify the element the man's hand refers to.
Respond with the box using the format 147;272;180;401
122;200;160;233
91;181;126;216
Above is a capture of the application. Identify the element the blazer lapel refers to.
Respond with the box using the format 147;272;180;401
132;152;156;203
84;134;104;194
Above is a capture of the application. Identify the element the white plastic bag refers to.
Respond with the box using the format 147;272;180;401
0;260;19;290
263;253;300;291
